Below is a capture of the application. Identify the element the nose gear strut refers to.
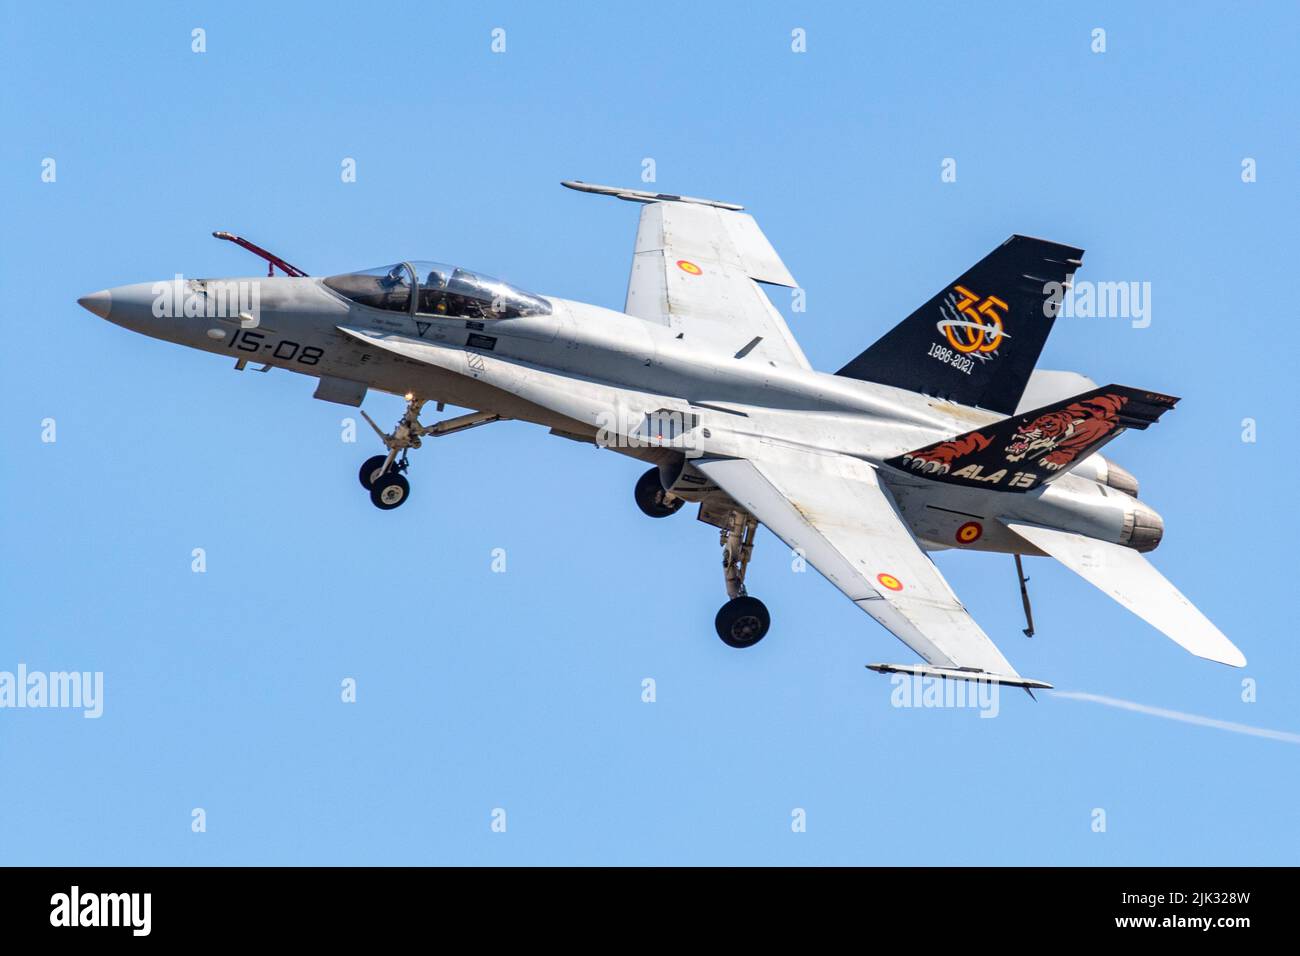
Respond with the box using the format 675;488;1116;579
356;395;501;509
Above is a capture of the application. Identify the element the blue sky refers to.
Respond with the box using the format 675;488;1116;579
2;1;1298;865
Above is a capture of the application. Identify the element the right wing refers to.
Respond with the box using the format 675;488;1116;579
1006;522;1245;667
693;454;1048;687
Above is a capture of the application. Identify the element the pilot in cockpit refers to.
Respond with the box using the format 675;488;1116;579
418;267;451;315
324;261;551;320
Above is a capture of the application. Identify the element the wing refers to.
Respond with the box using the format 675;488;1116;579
693;454;1046;687
564;181;811;369
1006;522;1245;667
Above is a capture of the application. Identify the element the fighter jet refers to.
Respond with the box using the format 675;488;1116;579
77;181;1244;690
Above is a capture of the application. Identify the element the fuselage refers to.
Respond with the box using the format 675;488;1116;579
80;272;1163;556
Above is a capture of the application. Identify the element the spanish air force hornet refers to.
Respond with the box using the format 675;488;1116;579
78;182;1244;691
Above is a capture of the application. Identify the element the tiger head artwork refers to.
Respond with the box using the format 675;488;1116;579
1004;393;1127;471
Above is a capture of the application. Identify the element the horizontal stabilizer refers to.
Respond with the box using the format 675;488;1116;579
867;663;1053;690
1016;369;1098;413
885;384;1178;493
1005;522;1245;667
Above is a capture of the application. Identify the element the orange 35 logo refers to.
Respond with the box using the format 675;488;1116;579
937;285;1009;355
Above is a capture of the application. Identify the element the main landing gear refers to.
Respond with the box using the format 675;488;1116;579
633;467;685;518
357;395;500;510
632;466;771;648
714;510;769;649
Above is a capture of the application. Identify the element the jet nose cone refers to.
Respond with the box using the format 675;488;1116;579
77;290;113;319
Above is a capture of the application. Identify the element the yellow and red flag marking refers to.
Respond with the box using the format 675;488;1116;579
876;572;904;592
676;259;703;276
956;521;983;544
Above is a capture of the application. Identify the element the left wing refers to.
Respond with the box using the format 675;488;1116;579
563;181;811;370
693;454;1048;688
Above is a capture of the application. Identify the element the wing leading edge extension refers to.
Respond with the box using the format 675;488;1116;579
693;455;1048;688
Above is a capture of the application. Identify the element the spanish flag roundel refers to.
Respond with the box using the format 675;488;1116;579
676;259;702;276
876;572;903;592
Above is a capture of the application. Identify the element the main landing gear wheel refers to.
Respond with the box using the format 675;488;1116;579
715;595;770;648
634;467;684;518
713;510;768;647
358;455;390;490
370;472;410;510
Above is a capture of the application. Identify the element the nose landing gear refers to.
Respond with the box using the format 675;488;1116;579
715;510;769;648
357;396;501;510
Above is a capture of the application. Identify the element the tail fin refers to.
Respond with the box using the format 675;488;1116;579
838;235;1084;414
884;385;1178;493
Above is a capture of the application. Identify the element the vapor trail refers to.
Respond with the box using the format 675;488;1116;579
1049;690;1300;745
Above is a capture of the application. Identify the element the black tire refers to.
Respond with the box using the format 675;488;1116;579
358;455;390;490
634;467;684;518
369;473;410;510
715;596;770;648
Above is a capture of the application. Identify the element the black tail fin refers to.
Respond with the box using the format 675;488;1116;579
883;385;1178;494
837;235;1084;414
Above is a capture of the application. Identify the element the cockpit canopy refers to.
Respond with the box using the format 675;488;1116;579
323;261;551;320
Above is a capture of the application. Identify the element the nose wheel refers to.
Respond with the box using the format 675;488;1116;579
370;472;410;510
359;453;410;508
356;396;502;511
715;510;769;647
358;454;393;490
